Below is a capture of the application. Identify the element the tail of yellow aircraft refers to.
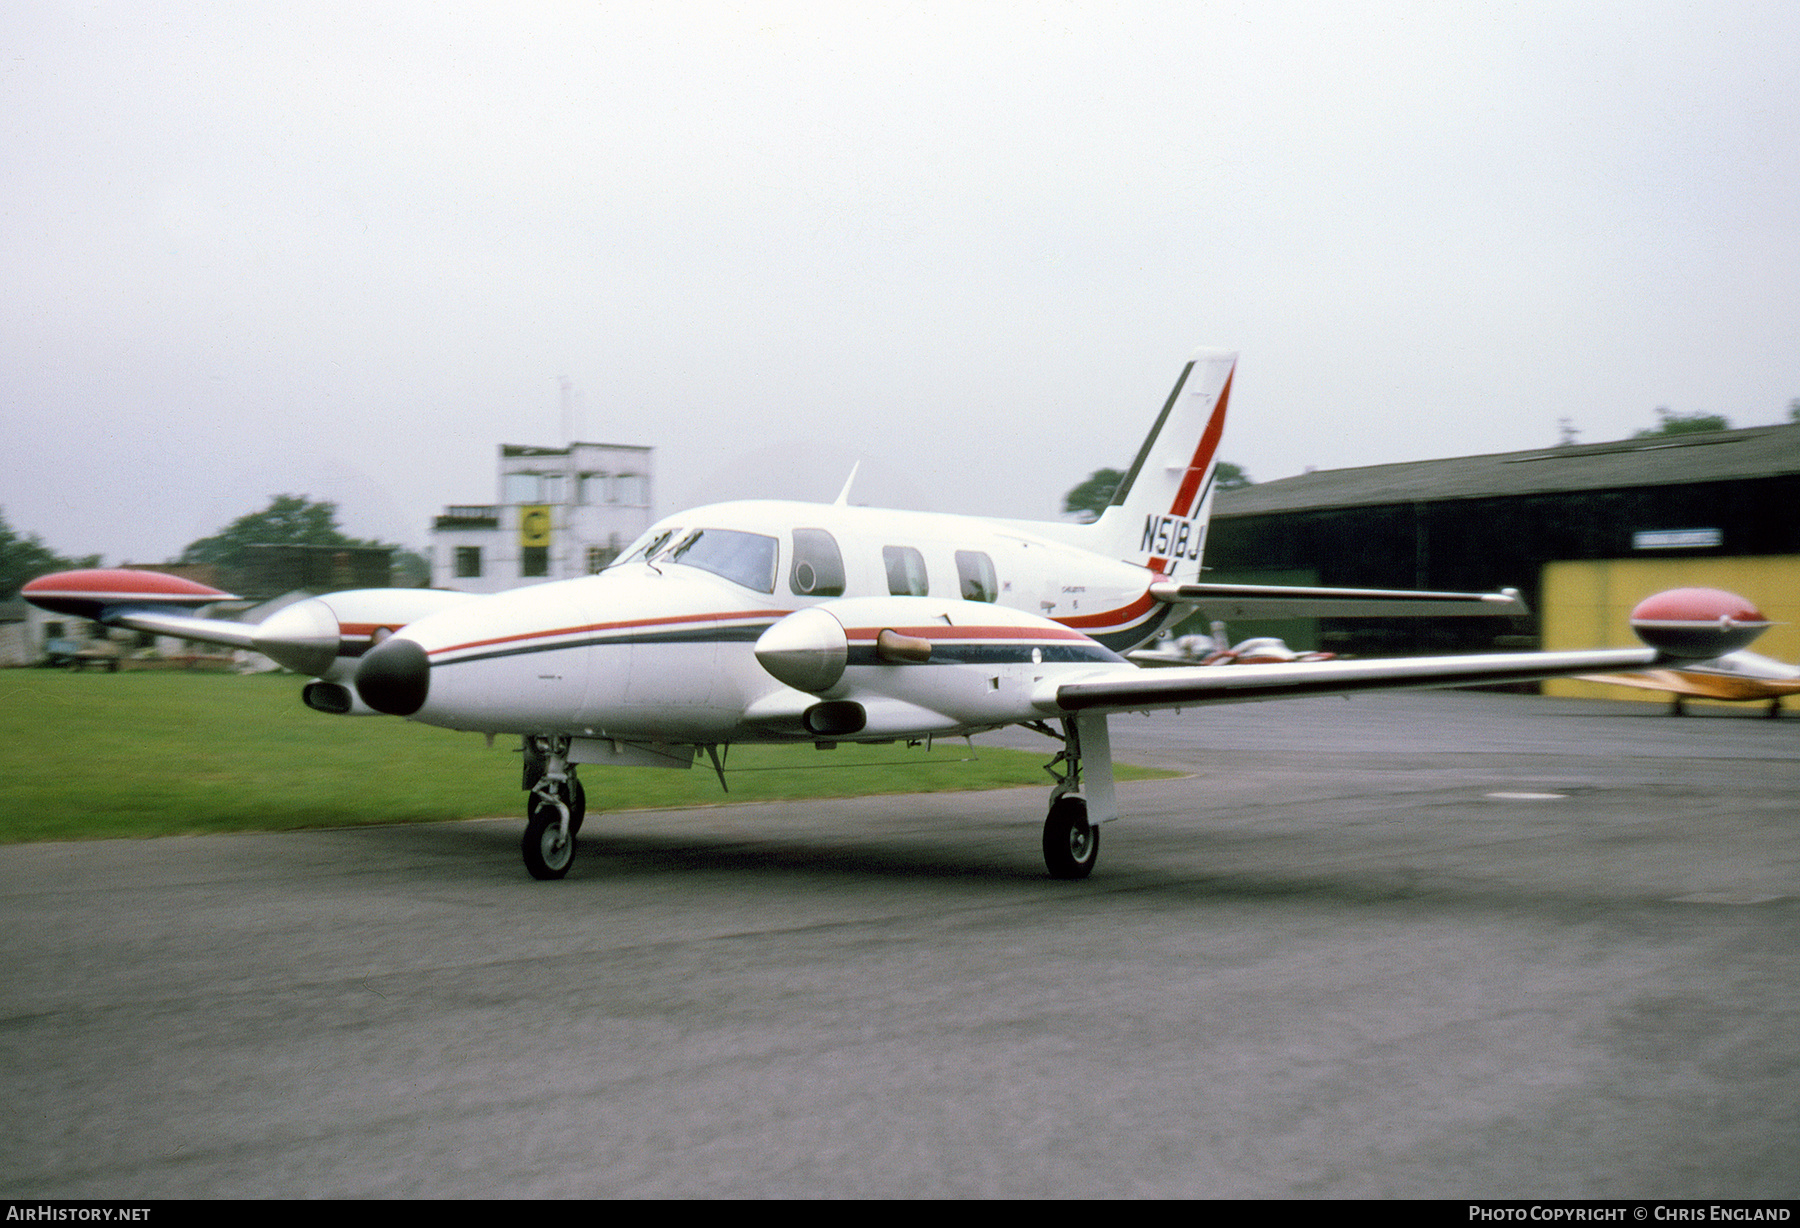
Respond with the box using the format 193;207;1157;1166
1086;347;1237;583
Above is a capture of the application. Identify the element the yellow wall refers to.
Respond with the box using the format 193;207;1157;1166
1541;555;1800;702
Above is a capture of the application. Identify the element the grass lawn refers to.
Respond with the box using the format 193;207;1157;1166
0;670;1173;842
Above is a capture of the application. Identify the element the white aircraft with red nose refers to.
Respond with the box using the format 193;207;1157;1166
24;349;1773;880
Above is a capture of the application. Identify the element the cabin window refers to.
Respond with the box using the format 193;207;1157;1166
455;546;483;578
666;528;778;593
955;550;998;603
521;546;549;578
789;528;846;597
883;546;929;596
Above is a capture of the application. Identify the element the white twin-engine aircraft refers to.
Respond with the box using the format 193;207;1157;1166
25;349;1774;880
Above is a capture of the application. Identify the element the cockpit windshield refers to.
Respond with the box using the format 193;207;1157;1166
664;529;779;592
610;527;680;569
614;526;778;593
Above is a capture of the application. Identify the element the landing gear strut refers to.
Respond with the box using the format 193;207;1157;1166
521;735;584;880
1032;712;1116;880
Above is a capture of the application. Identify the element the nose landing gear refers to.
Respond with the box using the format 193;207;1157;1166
522;735;585;880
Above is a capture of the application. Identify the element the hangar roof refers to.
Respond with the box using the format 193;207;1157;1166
1215;423;1800;517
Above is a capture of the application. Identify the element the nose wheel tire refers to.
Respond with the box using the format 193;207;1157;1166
1043;796;1099;880
523;806;576;880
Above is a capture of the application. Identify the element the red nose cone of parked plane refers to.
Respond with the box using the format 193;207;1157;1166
1630;588;1771;659
355;636;431;716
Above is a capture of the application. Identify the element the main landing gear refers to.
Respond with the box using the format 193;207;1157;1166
1032;712;1117;880
1043;795;1098;879
522;735;586;880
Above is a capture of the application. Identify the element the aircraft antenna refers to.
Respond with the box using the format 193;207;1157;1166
833;462;862;507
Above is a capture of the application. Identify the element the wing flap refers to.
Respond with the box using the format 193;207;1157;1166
1149;581;1527;619
1044;647;1660;714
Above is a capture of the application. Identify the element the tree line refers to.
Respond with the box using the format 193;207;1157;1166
1;495;403;600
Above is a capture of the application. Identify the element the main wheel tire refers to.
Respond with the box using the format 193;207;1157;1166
1042;796;1099;880
522;805;577;880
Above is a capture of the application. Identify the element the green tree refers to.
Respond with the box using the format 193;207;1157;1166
1062;468;1125;522
1063;462;1252;523
390;548;432;588
1631;408;1731;438
178;494;386;568
0;508;101;599
1214;461;1252;491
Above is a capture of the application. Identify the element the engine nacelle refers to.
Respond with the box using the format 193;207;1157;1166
1630;588;1771;660
754;596;1104;695
753;596;1129;736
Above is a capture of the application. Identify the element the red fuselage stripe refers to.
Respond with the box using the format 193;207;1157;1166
430;609;785;656
1052;591;1157;630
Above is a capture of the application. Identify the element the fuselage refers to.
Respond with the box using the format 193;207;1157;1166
378;499;1181;739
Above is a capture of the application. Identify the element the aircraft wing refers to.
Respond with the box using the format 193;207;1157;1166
22;570;260;650
1148;581;1527;619
1044;646;1660;714
23;568;479;678
91;608;261;650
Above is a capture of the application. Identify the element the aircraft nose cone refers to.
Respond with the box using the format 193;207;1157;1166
355;636;430;716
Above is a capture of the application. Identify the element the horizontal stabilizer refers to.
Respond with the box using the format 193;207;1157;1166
1148;581;1528;619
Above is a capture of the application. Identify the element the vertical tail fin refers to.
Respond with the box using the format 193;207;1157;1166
1089;348;1237;583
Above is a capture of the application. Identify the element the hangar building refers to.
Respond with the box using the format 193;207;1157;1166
1203;422;1800;699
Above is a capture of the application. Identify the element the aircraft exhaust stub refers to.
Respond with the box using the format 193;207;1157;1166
302;682;353;714
1630;588;1771;659
803;701;867;737
875;628;933;663
301;680;388;716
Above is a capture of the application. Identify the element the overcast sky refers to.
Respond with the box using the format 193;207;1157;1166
4;1;1797;565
